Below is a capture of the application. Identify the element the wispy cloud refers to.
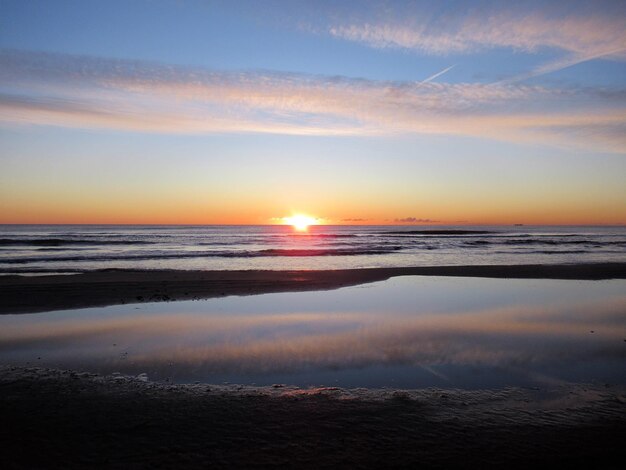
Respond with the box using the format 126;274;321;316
325;2;626;80
328;11;626;57
394;217;438;223
1;49;625;152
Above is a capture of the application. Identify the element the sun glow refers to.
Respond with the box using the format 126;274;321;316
283;214;318;231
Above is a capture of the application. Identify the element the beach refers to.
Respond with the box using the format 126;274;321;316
2;365;625;469
2;262;626;314
0;263;626;469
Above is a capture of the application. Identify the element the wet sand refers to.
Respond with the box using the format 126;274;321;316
1;365;625;469
1;262;626;314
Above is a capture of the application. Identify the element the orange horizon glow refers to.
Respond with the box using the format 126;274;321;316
0;214;624;226
0;206;625;226
2;183;623;226
0;194;624;226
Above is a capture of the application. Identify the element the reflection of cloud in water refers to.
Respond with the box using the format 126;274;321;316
1;295;625;377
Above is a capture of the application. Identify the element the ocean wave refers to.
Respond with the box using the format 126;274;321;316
382;230;496;235
463;239;625;247
271;233;358;238
503;239;595;246
0;246;404;264
0;267;87;274
0;238;154;246
255;246;403;256
492;249;592;255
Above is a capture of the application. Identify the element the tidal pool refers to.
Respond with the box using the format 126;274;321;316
1;276;625;389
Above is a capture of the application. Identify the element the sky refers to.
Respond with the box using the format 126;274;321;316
0;0;625;225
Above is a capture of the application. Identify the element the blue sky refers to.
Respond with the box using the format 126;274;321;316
1;0;625;224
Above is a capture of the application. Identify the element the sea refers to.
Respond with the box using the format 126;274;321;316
1;224;625;275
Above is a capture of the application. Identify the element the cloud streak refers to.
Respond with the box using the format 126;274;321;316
1;49;625;152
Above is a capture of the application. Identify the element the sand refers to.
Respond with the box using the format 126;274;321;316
1;365;625;469
1;262;625;314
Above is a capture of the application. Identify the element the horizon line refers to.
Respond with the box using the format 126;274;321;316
0;223;624;227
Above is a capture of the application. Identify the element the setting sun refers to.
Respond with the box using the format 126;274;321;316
283;214;318;231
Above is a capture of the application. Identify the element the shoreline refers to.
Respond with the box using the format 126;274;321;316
1;365;625;469
1;262;625;314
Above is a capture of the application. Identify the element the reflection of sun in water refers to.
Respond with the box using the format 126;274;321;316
283;214;317;231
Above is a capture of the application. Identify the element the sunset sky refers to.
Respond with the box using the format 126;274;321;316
1;0;625;225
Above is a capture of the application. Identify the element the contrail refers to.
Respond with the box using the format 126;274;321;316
499;47;626;84
422;64;455;83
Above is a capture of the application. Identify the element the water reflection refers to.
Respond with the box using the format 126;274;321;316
1;277;625;389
